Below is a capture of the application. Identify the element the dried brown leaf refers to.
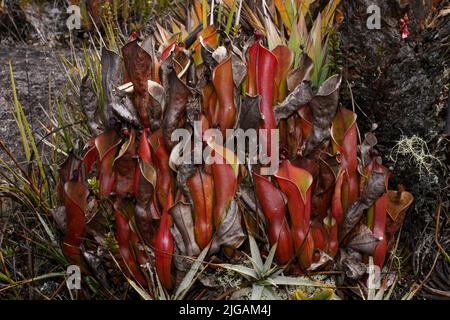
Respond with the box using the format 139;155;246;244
274;81;314;124
302;74;342;157
210;199;245;254
170;202;201;256
346;225;379;255
340;171;387;241
162;69;192;149
237;95;262;131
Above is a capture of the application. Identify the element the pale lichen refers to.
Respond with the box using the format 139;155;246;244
389;135;443;179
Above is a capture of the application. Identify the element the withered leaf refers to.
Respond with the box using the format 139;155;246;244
236;185;259;214
82;249;110;288
85;206;109;245
85;196;99;224
346;225;380;255
176;164;198;205
210;199;245;254
56;152;82;201
139;36;157;61
201;43;217;70
162;69;192;149
159;52;174;91
302;74;342;157
286;114;303;158
237;95;262;131
113;131;137;196
340;171;387;241
359;171;388;206
101;48;122;128
231;53;247;88
111;95;141;127
174;50;191;80
146;80;165;131
170;202;201;256
122;40;153;128
337;248;367;280
198;271;220;288
171;228;184;260
148;80;165;108
186;95;202;125
360;132;378;168
308;251;333;271
236;184;266;227
274;81;314;124
135;161;157;245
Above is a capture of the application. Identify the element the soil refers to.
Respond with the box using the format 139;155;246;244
0;44;78;160
0;0;81;159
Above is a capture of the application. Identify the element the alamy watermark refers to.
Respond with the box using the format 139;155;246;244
367;4;381;30
65;4;383;31
171;121;280;175
66;265;81;290
66;5;81;31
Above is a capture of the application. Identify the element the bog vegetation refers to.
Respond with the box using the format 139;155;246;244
0;0;418;300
